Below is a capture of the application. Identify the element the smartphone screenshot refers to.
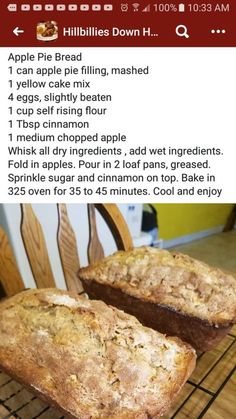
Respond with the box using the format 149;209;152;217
0;1;235;418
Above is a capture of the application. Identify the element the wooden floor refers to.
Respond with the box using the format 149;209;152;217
172;230;236;275
0;231;235;418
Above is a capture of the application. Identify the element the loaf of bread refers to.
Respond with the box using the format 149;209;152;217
0;288;196;419
78;247;236;351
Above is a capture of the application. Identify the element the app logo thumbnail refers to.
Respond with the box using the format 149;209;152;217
37;20;58;41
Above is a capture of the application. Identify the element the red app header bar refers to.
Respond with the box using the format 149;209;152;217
1;1;236;47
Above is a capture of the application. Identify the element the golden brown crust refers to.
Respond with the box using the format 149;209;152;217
78;247;236;326
0;289;196;419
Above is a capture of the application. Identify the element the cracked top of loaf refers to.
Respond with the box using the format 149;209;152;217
78;247;236;325
0;288;195;419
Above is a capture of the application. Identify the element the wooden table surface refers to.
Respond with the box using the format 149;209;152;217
0;325;236;419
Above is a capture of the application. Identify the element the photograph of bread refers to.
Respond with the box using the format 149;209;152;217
0;289;196;418
78;246;236;351
0;203;235;418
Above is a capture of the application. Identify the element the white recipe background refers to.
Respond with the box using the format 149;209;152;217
0;47;235;203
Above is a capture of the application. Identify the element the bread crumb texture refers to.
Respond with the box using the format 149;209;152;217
78;247;236;325
0;289;195;418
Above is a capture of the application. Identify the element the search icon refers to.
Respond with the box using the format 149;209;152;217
176;25;189;38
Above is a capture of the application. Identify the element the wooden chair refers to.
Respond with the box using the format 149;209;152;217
0;203;133;298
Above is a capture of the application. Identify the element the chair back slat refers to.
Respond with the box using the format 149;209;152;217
21;204;56;288
1;203;134;296
87;204;105;264
95;204;133;251
57;204;83;293
0;226;25;297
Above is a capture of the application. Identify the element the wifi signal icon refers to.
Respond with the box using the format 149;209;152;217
142;4;150;12
132;3;140;11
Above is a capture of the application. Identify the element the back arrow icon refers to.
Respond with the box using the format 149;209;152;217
13;27;24;36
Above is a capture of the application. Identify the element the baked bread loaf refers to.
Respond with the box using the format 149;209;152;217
78;247;236;351
0;288;196;419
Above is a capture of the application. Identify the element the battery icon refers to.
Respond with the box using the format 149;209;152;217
179;3;185;12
